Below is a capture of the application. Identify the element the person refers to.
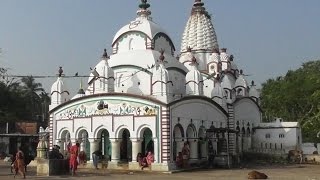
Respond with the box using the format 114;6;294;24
69;142;80;176
142;151;154;170
182;142;190;168
92;150;102;169
13;147;26;179
136;153;144;167
176;152;183;168
49;145;64;159
207;141;215;168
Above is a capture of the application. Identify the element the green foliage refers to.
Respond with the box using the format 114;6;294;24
0;68;50;125
261;60;320;142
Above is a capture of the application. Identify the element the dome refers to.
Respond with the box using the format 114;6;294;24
87;51;114;85
185;57;203;95
51;77;69;97
112;17;167;45
181;0;219;52
50;76;70;105
112;1;174;53
212;76;227;108
221;73;235;90
249;81;260;98
235;72;248;88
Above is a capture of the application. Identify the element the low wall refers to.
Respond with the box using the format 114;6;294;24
37;158;69;176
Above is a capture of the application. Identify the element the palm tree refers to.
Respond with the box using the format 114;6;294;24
20;76;45;121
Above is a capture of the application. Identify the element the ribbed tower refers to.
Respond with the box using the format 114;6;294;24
180;0;219;71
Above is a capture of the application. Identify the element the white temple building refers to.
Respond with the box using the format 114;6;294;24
49;0;264;171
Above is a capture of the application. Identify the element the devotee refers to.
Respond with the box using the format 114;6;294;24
176;152;183;168
92;150;102;169
182;142;190;168
136;152;144;167
13;147;26;179
69;142;80;176
141;151;154;170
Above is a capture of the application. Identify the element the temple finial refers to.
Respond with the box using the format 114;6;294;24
137;0;151;17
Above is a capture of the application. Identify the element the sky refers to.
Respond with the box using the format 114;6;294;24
0;0;319;95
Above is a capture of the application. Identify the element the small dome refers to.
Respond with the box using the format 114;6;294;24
235;72;248;88
221;73;235;90
185;57;203;95
87;53;114;85
51;77;68;95
212;77;227;108
249;81;260;98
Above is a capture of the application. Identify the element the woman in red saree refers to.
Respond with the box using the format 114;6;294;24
13;147;25;179
69;143;80;176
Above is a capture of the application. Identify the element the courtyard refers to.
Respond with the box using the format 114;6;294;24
0;161;319;180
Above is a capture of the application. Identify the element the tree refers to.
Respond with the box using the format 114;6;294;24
20;76;45;121
261;60;320;142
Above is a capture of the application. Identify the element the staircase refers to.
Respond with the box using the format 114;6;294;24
227;104;236;155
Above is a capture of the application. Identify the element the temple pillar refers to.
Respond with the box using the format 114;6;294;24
189;139;198;160
89;139;99;157
111;139;120;162
200;140;207;159
153;138;158;163
131;138;142;162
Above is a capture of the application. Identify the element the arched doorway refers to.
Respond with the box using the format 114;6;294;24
120;129;132;162
141;128;153;155
186;124;197;159
99;129;111;161
173;124;184;161
78;129;90;160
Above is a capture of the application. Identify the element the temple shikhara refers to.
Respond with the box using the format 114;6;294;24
48;0;300;171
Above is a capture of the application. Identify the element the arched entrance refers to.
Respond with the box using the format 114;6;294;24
99;129;111;161
78;129;90;161
173;124;184;161
141;128;153;155
186;124;197;160
120;129;132;162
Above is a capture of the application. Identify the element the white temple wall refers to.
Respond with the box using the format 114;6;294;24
193;51;211;71
234;98;261;128
171;99;227;130
168;70;186;99
252;127;300;153
114;69;151;95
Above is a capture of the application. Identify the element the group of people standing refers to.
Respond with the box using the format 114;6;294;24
137;151;154;170
176;142;191;168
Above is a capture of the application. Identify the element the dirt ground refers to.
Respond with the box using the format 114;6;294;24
1;161;320;180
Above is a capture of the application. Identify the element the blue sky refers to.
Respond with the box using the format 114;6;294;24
0;0;319;94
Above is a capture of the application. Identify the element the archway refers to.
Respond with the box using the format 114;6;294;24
99;129;111;161
141;128;153;156
78;129;90;161
186;124;197;160
173;124;184;161
119;129;131;162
